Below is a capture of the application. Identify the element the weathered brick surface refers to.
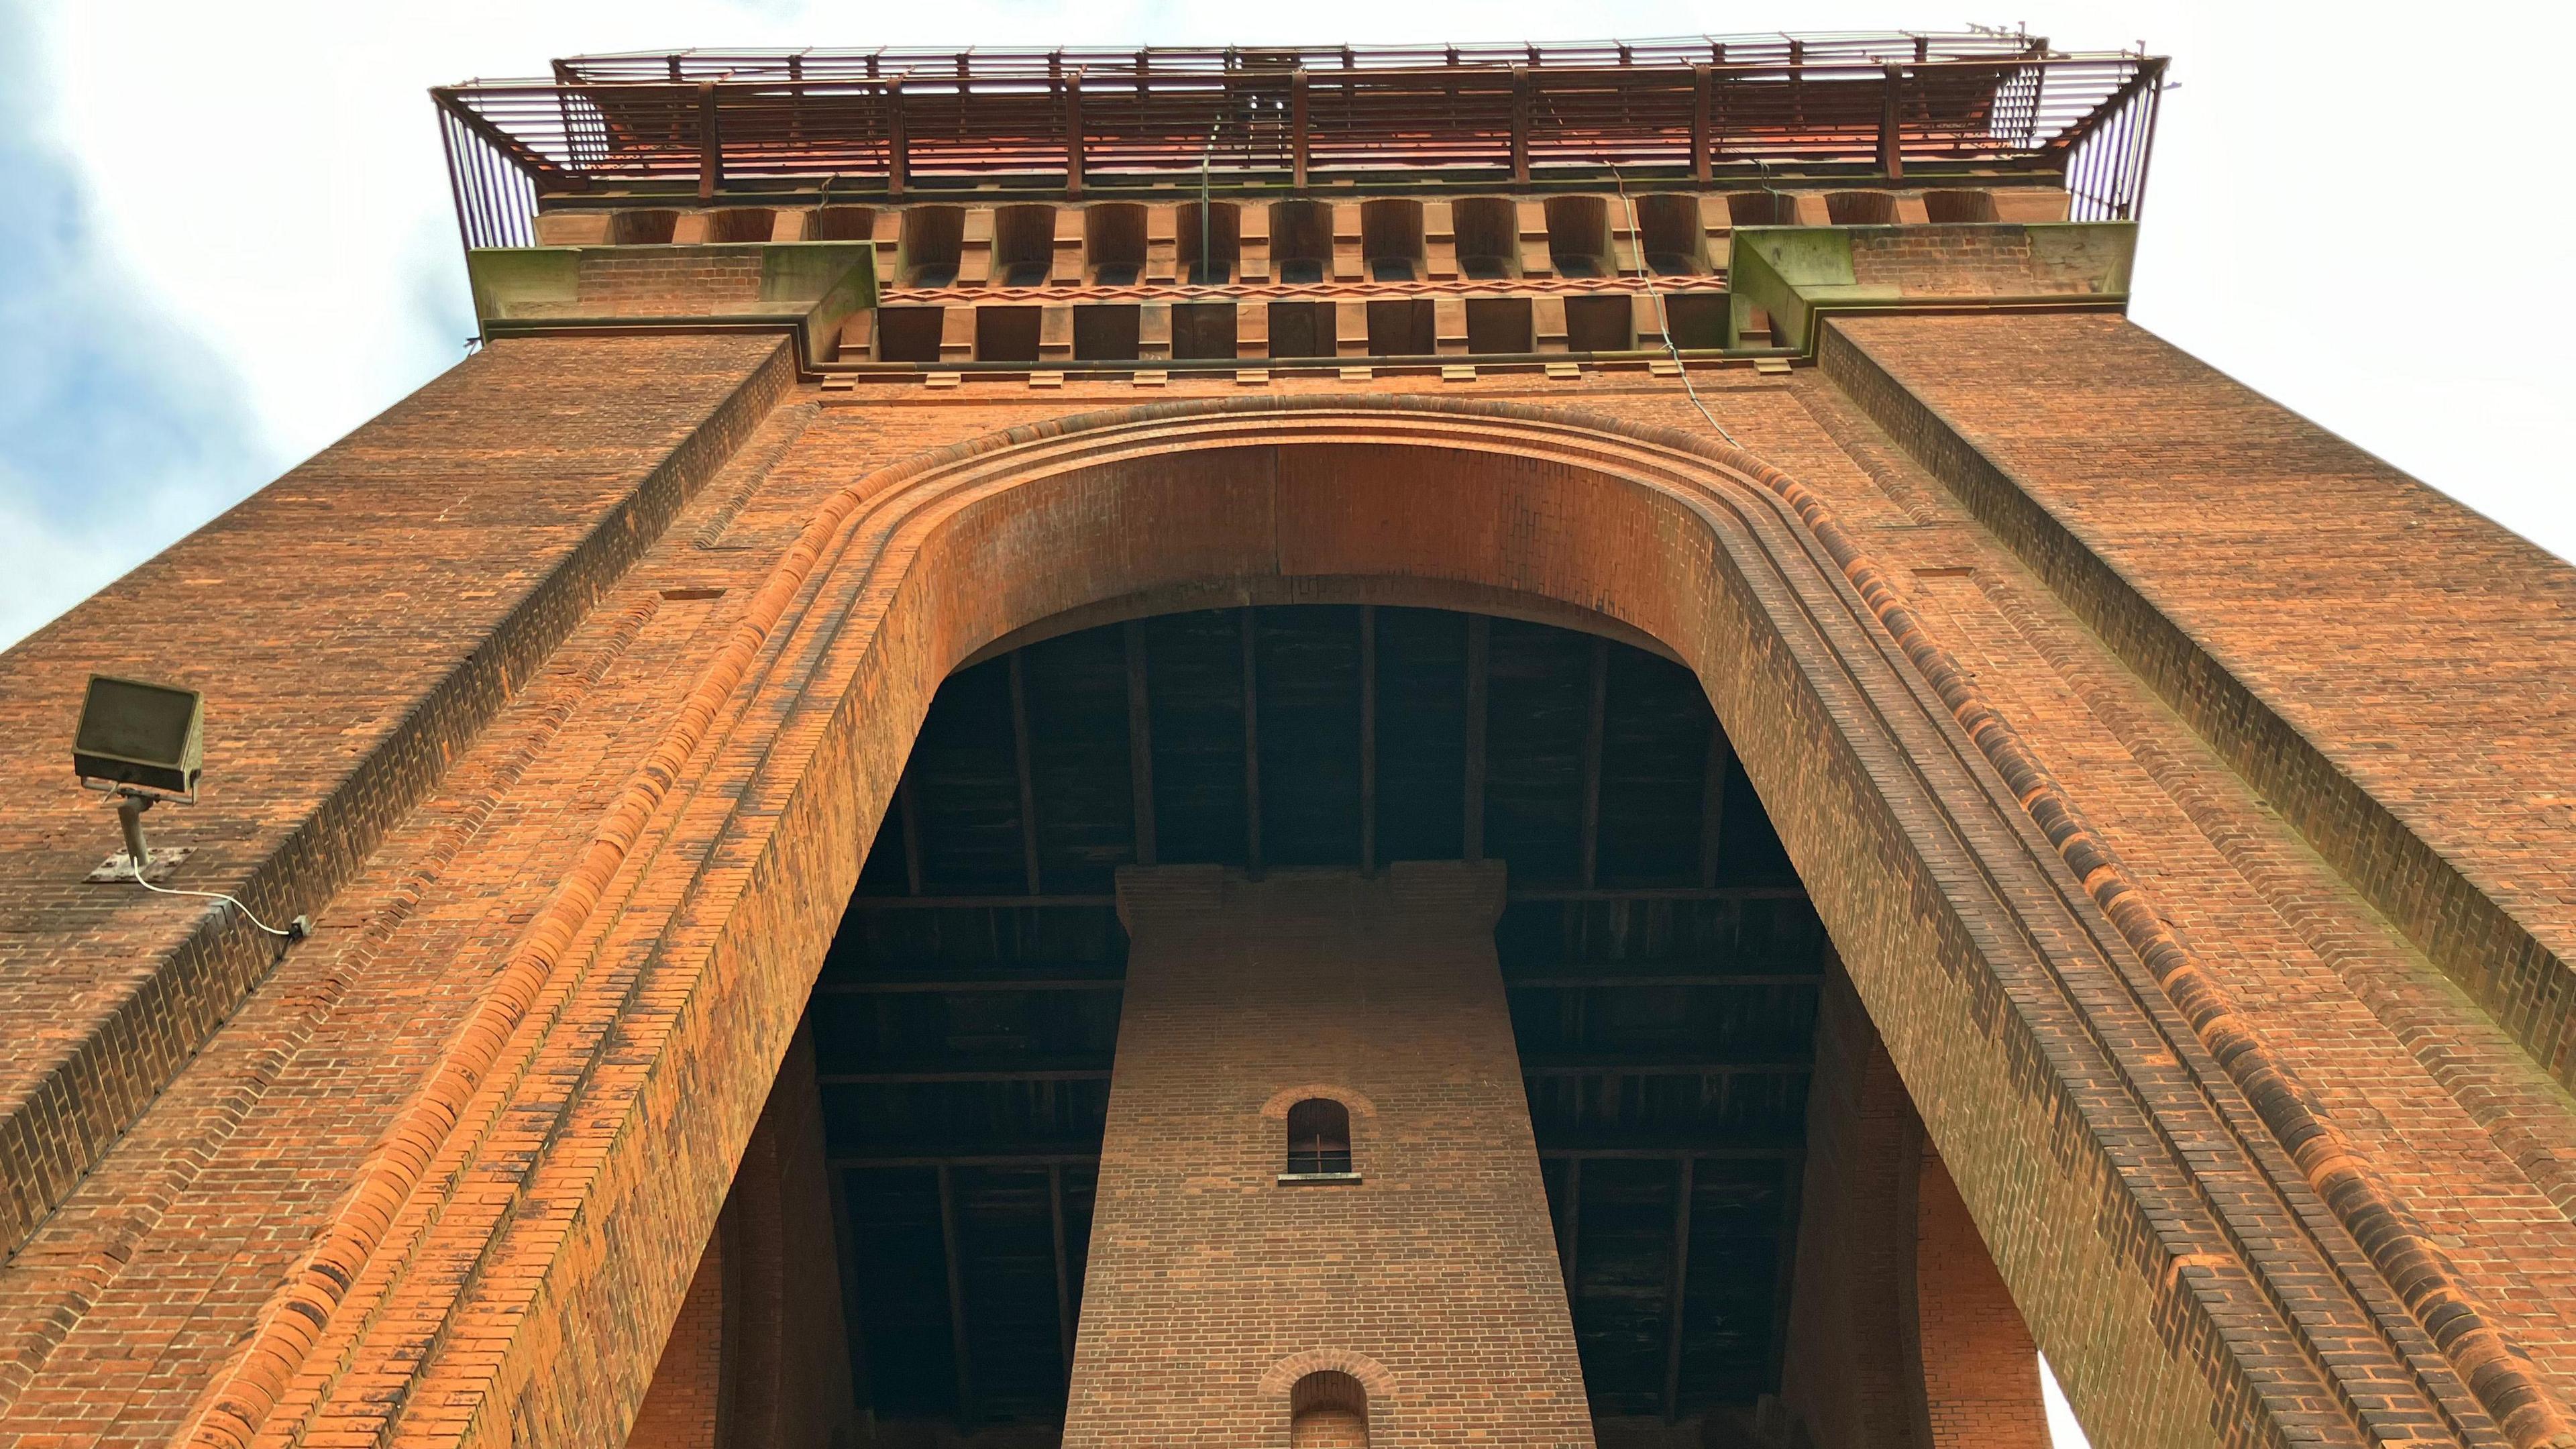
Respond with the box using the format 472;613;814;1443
1822;313;2576;1093
625;1224;726;1449
1066;862;1591;1447
0;332;788;1254
1912;1155;2045;1449
1779;962;2048;1449
623;1022;854;1449
1778;965;1921;1448
1843;226;2111;297
0;334;2565;1449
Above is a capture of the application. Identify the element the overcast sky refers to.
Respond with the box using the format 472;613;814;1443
7;3;2562;1440
6;1;2571;655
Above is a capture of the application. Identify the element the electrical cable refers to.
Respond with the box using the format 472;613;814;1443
122;841;299;938
1528;84;1747;449
1600;156;1743;450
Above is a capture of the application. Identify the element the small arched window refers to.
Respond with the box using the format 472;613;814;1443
1289;1369;1369;1448
1285;1099;1353;1177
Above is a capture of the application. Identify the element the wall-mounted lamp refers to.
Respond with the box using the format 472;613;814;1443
74;674;202;873
73;674;304;938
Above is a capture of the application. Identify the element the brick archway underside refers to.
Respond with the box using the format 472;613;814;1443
191;396;2540;1449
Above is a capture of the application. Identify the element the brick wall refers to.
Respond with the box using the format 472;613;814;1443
623;1022;856;1449
1911;1153;2046;1448
0;331;790;1254
1820;313;2576;1095
627;1218;728;1449
1066;863;1593;1448
1843;227;2103;297
1776;965;1919;1449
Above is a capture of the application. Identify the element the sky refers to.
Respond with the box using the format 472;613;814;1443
6;3;2565;1442
4;1;2571;653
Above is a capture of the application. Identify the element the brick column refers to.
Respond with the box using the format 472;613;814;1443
1065;863;1593;1448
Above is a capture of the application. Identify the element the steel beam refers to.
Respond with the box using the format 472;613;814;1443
849;893;1118;910
1580;636;1608;889
1124;621;1157;866
1503;971;1823;989
1010;651;1043;895
1560;1156;1583;1318
1242;607;1263;872
831;1150;1099;1169
898;767;925;896
1520;1055;1809;1077
1664;1156;1696;1421
1538;1145;1801;1161
1510;884;1800;902
1464;615;1489;860
936;1165;975;1424
821;1063;1114;1085
1049;1163;1077;1377
816;974;1124;994
1699;722;1735;889
1360;605;1379;873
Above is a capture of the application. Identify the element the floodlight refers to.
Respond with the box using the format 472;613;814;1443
73;674;203;892
74;675;203;801
67;673;303;936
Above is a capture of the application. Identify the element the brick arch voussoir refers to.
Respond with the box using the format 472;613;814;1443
1259;1085;1380;1120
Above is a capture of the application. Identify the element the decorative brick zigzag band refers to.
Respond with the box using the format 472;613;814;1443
182;392;2571;1449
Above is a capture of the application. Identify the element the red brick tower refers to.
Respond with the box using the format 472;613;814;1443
6;32;2576;1449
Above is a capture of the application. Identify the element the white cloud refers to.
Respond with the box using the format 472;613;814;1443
12;0;2565;616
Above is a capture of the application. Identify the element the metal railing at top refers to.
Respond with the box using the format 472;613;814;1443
434;35;2165;252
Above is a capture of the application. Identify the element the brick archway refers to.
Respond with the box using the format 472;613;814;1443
189;396;2553;1449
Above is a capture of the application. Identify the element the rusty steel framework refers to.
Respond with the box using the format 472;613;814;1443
434;33;2165;250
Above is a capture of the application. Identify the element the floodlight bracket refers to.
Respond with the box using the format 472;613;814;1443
78;774;197;807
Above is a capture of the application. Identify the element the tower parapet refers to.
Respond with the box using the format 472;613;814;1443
439;34;2161;376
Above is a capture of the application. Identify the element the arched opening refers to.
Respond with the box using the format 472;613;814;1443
1450;196;1519;280
610;208;680;245
1285;1099;1353;1177
704;207;777;244
1177;200;1240;284
810;205;877;241
1544;195;1612;276
1636;194;1707;275
992;204;1058;287
1083;202;1148;286
1825;191;1896;226
1360;199;1426;282
1921;190;1998;224
1289;1370;1370;1448
899;205;965;288
802;598;1820;1446
1725;191;1792;227
446;399;2353;1449
1270;199;1334;284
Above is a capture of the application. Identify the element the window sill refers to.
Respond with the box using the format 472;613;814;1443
1277;1172;1363;1186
